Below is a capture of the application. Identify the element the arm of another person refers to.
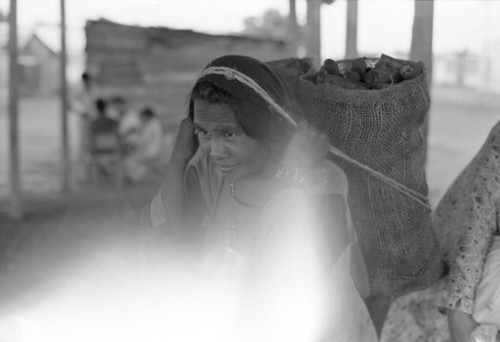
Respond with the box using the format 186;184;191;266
447;221;496;342
445;167;500;341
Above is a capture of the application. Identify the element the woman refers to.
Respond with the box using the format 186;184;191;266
143;55;376;341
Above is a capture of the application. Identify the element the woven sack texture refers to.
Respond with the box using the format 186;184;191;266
270;58;444;299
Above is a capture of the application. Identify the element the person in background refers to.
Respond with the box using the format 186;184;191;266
73;72;99;183
89;98;120;178
90;98;119;140
123;107;164;183
109;96;141;146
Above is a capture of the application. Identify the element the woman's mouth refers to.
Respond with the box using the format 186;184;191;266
217;164;237;173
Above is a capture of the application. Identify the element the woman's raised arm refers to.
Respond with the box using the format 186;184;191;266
142;117;198;239
161;117;198;234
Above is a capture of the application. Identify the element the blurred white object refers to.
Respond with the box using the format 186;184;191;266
471;324;498;342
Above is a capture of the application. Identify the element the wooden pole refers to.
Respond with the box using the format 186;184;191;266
60;0;70;192
345;0;358;59
8;0;21;219
288;0;299;56
306;0;322;66
410;0;434;84
410;0;434;161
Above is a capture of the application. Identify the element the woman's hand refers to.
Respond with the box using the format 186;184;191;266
283;120;330;170
160;116;198;241
447;309;478;342
170;116;198;165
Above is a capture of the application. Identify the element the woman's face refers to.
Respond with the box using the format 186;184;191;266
193;99;273;181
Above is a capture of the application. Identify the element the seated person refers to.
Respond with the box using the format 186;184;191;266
109;96;141;145
90;99;119;139
89;98;120;177
142;55;376;341
124;108;164;182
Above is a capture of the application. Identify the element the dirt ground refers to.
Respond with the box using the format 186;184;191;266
0;85;499;338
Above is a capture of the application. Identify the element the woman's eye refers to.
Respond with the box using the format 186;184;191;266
194;128;210;138
224;132;237;138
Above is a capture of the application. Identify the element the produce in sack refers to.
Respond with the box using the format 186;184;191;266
364;54;405;88
350;58;367;81
374;54;404;81
315;58;367;89
267;55;444;303
400;62;423;80
301;54;425;90
345;70;361;82
364;69;393;89
325;74;367;90
323;58;341;76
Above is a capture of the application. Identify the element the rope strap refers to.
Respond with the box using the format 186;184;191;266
199;66;431;211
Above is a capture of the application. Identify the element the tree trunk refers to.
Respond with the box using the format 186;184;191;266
345;0;358;59
306;0;322;66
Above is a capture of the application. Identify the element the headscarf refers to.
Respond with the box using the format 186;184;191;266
190;55;303;129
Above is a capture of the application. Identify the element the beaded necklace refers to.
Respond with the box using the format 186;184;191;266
229;181;265;208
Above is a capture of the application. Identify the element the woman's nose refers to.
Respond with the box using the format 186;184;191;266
209;136;229;159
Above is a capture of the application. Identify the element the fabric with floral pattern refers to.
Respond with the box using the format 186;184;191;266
433;120;500;314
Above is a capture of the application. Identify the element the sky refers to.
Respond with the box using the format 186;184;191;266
0;0;498;63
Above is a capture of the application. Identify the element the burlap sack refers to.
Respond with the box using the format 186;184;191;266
269;58;444;300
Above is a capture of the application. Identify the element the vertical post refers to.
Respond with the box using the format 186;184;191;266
305;0;322;66
410;0;434;85
60;0;70;192
345;0;358;59
288;0;299;56
8;0;21;219
410;0;434;161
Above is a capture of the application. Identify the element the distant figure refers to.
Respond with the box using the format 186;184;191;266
89;98;120;179
109;96;141;146
73;72;99;182
124;107;163;182
90;98;119;139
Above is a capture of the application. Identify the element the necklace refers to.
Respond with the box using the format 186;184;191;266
229;181;264;208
